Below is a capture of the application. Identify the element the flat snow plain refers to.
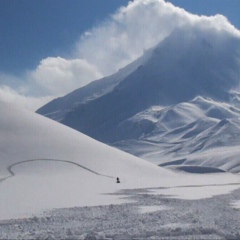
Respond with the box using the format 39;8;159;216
0;101;240;239
0;181;240;239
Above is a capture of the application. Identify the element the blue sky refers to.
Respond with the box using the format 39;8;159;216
0;0;240;110
0;0;129;74
169;0;240;28
1;0;239;75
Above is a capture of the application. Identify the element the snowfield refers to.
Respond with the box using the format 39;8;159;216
0;100;240;239
0;186;240;239
0;100;171;220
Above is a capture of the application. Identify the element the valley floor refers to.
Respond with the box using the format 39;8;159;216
1;184;240;240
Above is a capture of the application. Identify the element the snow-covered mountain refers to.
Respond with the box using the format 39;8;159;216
113;96;240;173
37;23;240;173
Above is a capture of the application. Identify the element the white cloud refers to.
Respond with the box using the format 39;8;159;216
0;57;102;110
1;0;240;111
0;85;52;111
30;57;102;96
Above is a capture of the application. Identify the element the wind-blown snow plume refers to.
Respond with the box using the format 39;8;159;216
74;0;239;76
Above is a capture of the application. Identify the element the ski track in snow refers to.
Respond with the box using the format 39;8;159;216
0;185;239;239
0;159;114;183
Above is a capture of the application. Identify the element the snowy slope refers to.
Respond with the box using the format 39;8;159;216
0;100;176;219
1;100;173;179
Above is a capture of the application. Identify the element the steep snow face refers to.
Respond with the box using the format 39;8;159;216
38;23;240;139
63;26;239;140
37;22;240;172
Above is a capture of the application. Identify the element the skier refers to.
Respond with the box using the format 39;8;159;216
116;177;120;183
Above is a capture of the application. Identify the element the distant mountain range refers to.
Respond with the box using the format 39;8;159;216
37;25;240;173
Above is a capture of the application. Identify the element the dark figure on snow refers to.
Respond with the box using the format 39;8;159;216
116;177;120;183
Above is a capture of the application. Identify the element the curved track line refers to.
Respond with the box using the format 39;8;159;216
0;158;114;183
